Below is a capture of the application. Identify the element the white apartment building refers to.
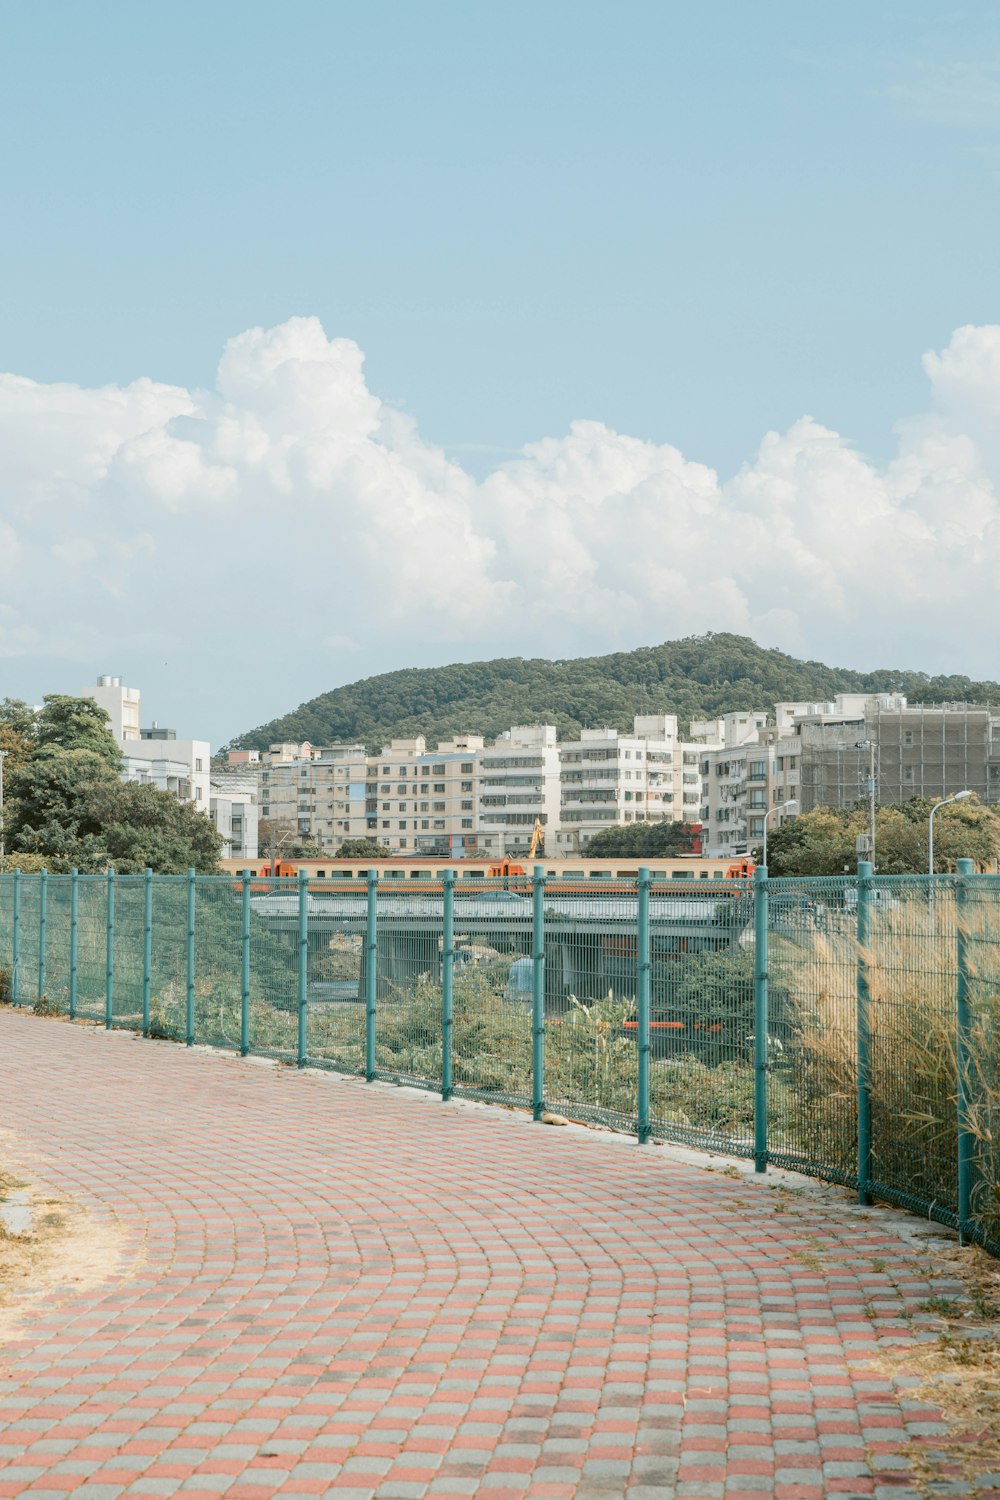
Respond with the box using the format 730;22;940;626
122;728;212;810
367;736;482;856
554;715;682;852
696;713;768;858
209;766;260;861
84;676;212;812
86;675;141;745
477;725;561;857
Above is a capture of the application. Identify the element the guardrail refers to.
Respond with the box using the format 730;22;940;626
1;862;997;1254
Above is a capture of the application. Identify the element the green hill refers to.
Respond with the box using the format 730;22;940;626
228;633;1000;753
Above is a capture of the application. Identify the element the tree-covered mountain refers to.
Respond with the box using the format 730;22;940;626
227;633;1000;753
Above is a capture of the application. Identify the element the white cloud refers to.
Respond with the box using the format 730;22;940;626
2;314;1000;730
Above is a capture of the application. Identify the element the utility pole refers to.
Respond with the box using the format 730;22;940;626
855;740;877;868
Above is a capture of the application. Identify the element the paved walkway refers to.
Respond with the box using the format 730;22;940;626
0;1009;975;1500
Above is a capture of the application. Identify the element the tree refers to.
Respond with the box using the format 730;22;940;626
336;838;392;858
761;800;1000;876
36;695;121;768
85;781;222;873
3;747;119;866
584;821;699;858
0;698;37;776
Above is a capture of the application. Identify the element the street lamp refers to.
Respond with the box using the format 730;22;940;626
762;800;797;869
929;790;972;875
0;747;7;861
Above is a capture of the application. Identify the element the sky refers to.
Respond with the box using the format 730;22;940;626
2;1;1000;745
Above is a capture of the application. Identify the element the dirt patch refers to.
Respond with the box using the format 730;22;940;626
874;1245;1000;1496
0;1162;128;1349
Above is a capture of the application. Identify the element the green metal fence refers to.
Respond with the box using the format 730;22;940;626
1;862;998;1255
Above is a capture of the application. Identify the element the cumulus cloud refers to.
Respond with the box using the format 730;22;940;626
2;314;1000;729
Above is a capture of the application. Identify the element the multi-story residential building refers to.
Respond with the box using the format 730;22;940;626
122;726;212;809
257;742;368;851
555;715;682;852
366;736;483;856
695;713;768;858
477;725;561;858
86;675;141;746
794;697;1000;812
84;675;213;812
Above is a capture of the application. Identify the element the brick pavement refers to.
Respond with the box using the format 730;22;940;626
0;1008;980;1499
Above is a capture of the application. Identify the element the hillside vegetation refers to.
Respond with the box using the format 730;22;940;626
229;633;1000;752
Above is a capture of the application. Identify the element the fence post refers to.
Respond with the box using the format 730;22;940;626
637;867;652;1144
956;857;975;1245
69;869;79;1021
11;868;20;1005
186;868;196;1046
532;864;546;1122
142;868;153;1036
38;867;47;1003
365;870;377;1081
240;870;251;1056
441;869;454;1101
753;865;769;1174
297;868;309;1067
856;860;874;1206
105;868;115;1029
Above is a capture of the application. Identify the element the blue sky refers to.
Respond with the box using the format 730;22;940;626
2;2;1000;742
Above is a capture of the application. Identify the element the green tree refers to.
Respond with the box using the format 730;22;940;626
3;747;119;866
584;821;699;858
0;698;37;775
761;799;1000;876
336;838;392;858
36;695;121;767
85;781;222;873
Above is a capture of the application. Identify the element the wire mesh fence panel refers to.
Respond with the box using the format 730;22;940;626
542;881;640;1132
766;875;858;1184
74;877;109;1022
641;878;756;1152
146;877;191;1040
304;883;366;1075
449;876;533;1109
372;880;445;1090
109;878;147;1029
238;877;299;1060
192;877;244;1052
41;876;72;1015
961;877;1000;1248
13;876;42;1005
0;879;12;1000
861;876;961;1222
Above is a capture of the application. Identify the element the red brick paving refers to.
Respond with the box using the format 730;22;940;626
0;1009;977;1498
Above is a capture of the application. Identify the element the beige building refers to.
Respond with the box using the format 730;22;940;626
367;736;482;856
258;742;368;852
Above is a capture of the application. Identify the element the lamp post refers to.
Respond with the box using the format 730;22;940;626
929;790;972;875
0;747;7;861
762;800;797;869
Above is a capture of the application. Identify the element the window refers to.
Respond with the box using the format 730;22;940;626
433;819;446;829
195;787;202;801
398;820;407;829
434;783;446;793
398;767;407;776
382;766;390;775
904;731;914;746
421;766;430;776
461;781;473;792
461;818;473;829
421;819;429;829
433;802;446;812
433;764;446;775
461;763;473;774
382;820;390;829
461;801;473;811
397;784;407;794
195;758;203;773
